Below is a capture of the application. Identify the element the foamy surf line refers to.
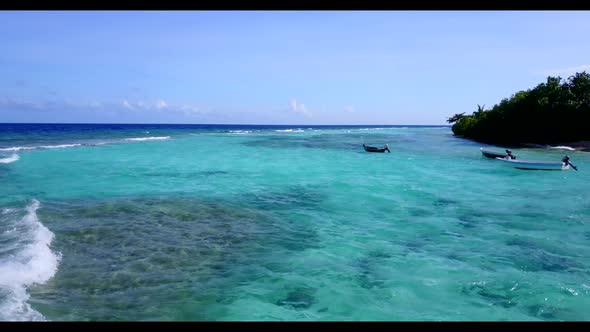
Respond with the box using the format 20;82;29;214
548;145;576;151
0;146;36;152
358;127;407;131
0;144;82;152
0;138;167;153
40;144;82;149
274;129;305;133
0;200;60;321
125;136;170;141
0;154;19;164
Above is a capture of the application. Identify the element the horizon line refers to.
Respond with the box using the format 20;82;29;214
0;122;450;126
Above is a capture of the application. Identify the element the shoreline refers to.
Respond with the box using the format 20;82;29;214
454;135;590;152
560;141;590;152
521;141;590;152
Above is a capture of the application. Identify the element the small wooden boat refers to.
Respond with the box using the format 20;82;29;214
363;144;390;153
495;155;576;171
480;147;515;159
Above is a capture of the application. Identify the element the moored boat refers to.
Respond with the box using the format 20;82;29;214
495;155;577;171
480;147;515;159
363;144;390;153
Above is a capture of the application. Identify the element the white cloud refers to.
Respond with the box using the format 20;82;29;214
122;100;136;110
537;64;590;77
121;99;176;112
178;104;201;115
89;101;102;109
0;97;43;110
0;96;207;117
289;99;311;117
155;99;168;110
344;105;355;113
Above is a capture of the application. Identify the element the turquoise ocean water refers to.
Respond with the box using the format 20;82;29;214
0;124;589;321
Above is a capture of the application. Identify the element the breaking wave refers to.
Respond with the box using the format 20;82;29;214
0;200;61;321
0;154;19;164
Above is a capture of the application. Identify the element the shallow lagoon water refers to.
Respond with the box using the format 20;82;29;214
1;124;589;321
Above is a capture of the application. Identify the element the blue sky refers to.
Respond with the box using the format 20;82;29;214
1;11;589;125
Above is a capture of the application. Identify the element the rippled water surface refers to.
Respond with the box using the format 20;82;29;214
1;124;589;321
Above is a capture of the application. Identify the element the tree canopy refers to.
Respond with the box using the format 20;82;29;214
448;72;590;145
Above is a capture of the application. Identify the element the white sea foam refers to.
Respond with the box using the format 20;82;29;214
358;127;407;131
0;147;35;152
358;127;388;131
0;144;82;152
0;200;61;321
274;129;304;133
228;130;253;134
125;136;170;141
0;154;19;164
548;145;576;151
39;144;82;149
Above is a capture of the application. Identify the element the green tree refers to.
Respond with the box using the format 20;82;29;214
448;71;590;145
446;112;466;124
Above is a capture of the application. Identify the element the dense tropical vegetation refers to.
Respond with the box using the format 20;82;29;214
447;72;590;145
